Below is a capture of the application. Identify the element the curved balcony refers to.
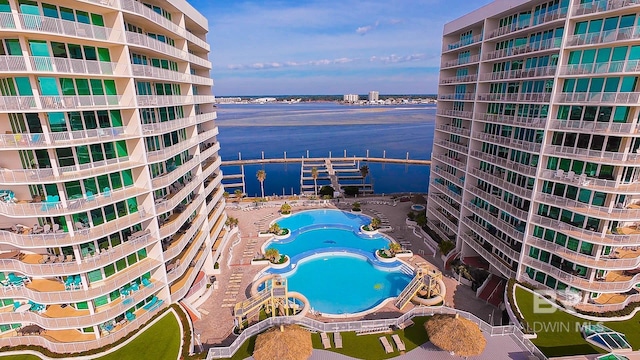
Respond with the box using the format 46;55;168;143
465;201;525;242
5;13;115;42
0;127;130;150
461;232;517;279
0;234;153;278
0;158;143;185
146;139;198;164
0;258;160;304
131;64;188;83
427;205;458;231
167;230;207;284
432;166;464;187
125;31;185;60
429;180;462;204
432;153;467;172
548;119;638;135
523;256;640;293
475;112;546;129
487;7;567;39
40;95;132;111
0;211;150;248
479;66;557;81
544;145;628;165
158;195;205;239
526;236;640;270
443;34;482;53
574;0;640;16
0;278;160;330
190;74;213;86
193;95;216;104
538;168;640;194
530;214;640;246
156;176;203;214
0;300;165;353
435;139;468;153
28;56;119;76
136;95;191;107
556;91;640;105
151;156;201;190
436;109;473;120
476;133;542;153
566;25;640;47
440;74;478;85
441;54;480;69
0;96;36;111
469;168;533;199
467;186;530;221
468;150;537;177
484;38;561;61
0;55;26;72
163;214;206;262
559;60;640;77
477;92;551;103
170;239;208;302
536;192;640;221
435;124;471;137
429;194;460;219
187;53;212;69
0;186;144;218
461;217;520;260
203;171;223;196
437;93;475;101
142;112;216;136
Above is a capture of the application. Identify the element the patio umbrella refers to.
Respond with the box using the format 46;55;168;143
425;314;486;357
253;324;312;360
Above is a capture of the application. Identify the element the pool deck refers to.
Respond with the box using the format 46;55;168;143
192;196;499;350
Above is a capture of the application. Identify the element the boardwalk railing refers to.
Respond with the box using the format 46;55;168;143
205;306;547;359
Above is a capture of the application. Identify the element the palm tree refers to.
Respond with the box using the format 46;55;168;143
268;223;281;235
223;191;229;199
256;169;266;199
264;248;280;263
360;165;369;185
234;189;243;199
370;217;381;229
311;167;319;196
388;242;402;256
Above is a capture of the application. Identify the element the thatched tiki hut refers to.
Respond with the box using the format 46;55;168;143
425;313;487;357
253;324;313;360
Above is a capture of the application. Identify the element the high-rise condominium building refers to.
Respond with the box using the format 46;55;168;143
368;91;379;102
0;0;228;352
430;0;640;312
343;94;359;103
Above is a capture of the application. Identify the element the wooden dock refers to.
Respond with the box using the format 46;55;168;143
221;156;431;167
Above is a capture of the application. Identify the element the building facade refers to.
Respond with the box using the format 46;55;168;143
430;0;640;312
343;94;359;103
0;0;227;352
368;91;379;102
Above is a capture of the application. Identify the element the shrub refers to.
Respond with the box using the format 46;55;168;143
352;202;361;211
343;186;359;197
280;203;291;215
319;185;334;197
438;240;455;255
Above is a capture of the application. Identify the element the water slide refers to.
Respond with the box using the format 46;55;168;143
245;275;310;318
410;277;446;306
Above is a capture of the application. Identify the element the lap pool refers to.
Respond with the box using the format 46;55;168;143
262;209;412;315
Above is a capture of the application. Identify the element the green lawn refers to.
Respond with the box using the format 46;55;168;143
95;312;181;360
224;316;430;360
0;355;41;360
515;285;640;357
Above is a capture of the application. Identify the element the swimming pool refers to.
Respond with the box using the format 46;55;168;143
262;209;412;315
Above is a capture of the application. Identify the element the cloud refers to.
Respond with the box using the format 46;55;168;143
370;54;426;63
225;54;426;71
356;20;380;35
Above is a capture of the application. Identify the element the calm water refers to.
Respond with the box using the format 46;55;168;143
262;209;411;314
216;103;435;195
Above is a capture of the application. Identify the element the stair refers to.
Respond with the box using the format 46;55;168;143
478;276;505;308
395;274;424;310
487;280;506;308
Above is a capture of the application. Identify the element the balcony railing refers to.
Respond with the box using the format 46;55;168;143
40;95;129;110
0;127;129;150
529;214;640;247
159;195;205;239
536;192;640;220
136;95;191;107
437;93;475;101
193;95;216;104
443;34;483;52
427;205;458;231
544;145;628;164
436;109;474;119
468;150;537;177
429;194;461;219
131;64;188;82
477;92;551;103
142;112;216;135
475;133;542;153
573;0;640;16
0;55;27;72
468;186;530;221
0;96;37;111
479;66;557;81
566;25;640;47
475;113;546;128
29;56;118;75
461;217;520;260
432;166;464;187
526;236;640;270
488;7;568;39
163;214;206;261
484;38;562;61
556;91;640;104
440;74;478;84
432;153;467;171
429;181;462;204
126;31;185;59
469;168;533;199
465;201;525;242
146;139;200;164
0;158;142;184
559;60;640;76
435;140;468;154
441;54;480;68
188;53;212;68
548;119;637;135
461;232;517;278
14;13;113;41
436;124;471;137
190;74;214;86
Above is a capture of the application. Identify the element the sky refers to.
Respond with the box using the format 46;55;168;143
191;0;494;96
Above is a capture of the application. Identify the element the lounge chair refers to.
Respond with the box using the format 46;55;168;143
392;334;405;352
64;276;75;290
39;254;49;264
42;224;51;233
379;336;393;354
65;254;74;262
320;332;331;349
334;332;342;348
52;223;63;233
142;277;153;288
142;296;157;311
125;312;136;322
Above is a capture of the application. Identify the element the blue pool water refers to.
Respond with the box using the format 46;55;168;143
263;209;412;314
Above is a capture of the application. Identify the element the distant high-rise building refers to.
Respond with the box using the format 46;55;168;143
430;0;640;313
343;94;359;103
0;0;228;352
368;91;379;102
